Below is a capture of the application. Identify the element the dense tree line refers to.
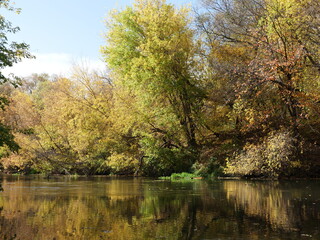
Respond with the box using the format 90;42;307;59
1;0;320;177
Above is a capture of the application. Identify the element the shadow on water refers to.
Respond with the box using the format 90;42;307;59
0;176;319;239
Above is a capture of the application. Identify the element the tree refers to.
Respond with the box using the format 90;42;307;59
0;0;32;151
197;0;320;177
197;0;320;133
102;0;205;175
0;0;32;84
1;69;115;174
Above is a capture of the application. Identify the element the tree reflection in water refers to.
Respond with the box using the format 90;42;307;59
223;181;320;236
0;177;319;240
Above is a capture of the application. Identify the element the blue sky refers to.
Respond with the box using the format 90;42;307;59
3;0;197;77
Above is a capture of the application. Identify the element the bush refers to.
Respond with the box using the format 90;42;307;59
224;130;299;178
108;153;137;175
192;157;224;178
171;172;198;179
141;148;196;177
158;172;201;181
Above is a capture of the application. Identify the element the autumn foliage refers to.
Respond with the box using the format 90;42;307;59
1;0;320;178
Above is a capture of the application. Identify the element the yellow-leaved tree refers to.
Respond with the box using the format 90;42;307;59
102;0;205;176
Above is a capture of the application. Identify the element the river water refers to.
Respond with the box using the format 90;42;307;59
0;176;319;240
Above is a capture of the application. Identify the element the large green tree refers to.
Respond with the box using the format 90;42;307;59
102;0;205;175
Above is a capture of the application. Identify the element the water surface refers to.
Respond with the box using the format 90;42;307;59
0;176;319;239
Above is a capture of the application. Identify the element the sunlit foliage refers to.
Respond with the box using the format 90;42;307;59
1;0;320;177
0;0;32;152
102;0;205;176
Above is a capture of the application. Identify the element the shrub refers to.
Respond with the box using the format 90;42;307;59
108;153;138;175
158;172;201;181
224;130;299;178
142;148;195;177
192;157;224;178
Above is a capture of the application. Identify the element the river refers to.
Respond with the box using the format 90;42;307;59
0;176;319;239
